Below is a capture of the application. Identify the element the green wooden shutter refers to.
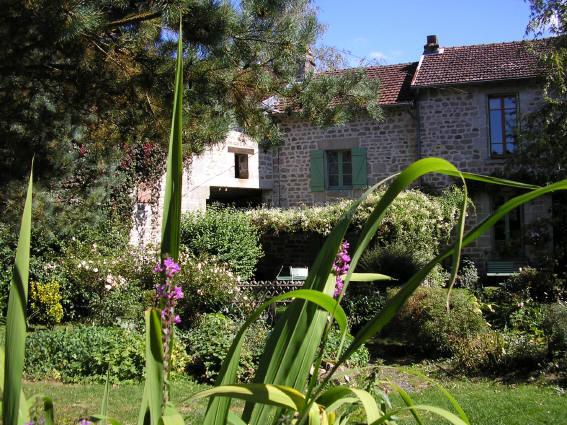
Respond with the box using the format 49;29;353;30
352;147;368;189
310;150;325;192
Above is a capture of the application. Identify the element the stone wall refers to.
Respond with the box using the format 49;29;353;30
416;81;549;265
418;81;544;186
130;130;272;246
270;106;417;207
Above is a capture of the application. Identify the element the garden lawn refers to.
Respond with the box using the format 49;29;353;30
23;379;209;425
23;377;566;424
391;379;566;425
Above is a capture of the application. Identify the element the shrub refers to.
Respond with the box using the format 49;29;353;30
175;251;246;324
186;313;270;383
501;267;566;303
57;241;153;322
358;241;448;288
451;332;506;374
181;205;263;281
29;281;63;326
342;284;387;331
322;327;370;369
390;287;489;357
456;258;479;290
25;326;144;382
482;272;555;335
453;331;546;375
0;222;16;316
543;302;567;356
453;331;547;375
247;187;464;256
24;326;188;383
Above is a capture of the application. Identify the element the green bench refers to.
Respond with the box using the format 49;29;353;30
486;261;523;277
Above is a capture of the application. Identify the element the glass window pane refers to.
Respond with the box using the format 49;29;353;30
328;174;339;187
489;98;501;110
343;173;352;186
342;151;352;174
505;110;517;132
504;96;516;109
491;143;503;156
506;138;516;154
327;152;339;175
490;110;503;143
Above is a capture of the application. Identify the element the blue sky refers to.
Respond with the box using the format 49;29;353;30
314;0;534;66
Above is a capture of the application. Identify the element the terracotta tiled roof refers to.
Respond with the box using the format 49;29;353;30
412;39;548;88
323;62;418;105
268;62;418;113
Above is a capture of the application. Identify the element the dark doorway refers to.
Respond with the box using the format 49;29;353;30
208;186;263;208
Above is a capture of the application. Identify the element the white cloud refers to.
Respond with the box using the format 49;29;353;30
369;51;387;61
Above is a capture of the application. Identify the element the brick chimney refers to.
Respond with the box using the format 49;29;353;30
423;35;441;55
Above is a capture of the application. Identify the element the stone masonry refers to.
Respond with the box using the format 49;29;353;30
266;81;552;267
268;107;417;206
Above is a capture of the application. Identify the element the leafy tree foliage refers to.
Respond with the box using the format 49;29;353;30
510;0;567;182
0;0;381;239
510;0;567;272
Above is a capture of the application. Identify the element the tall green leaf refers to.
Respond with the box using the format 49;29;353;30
0;349;30;425
160;21;184;262
370;405;469;425
100;366;111;425
241;161;537;424
137;309;165;425
2;161;33;425
202;287;347;425
392;367;470;425
195;384;307;412
386;381;424;425
240;176;392;424
316;387;381;424
337;179;567;370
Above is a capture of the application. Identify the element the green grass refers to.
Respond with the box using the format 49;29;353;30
23;379;209;425
390;379;566;425
23;376;566;424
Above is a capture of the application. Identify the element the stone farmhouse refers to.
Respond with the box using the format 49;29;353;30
131;35;553;273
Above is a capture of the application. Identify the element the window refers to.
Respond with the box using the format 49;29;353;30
326;150;352;189
489;95;517;157
234;153;249;179
493;194;524;258
310;148;367;192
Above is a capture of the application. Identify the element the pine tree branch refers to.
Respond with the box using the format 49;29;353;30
106;10;162;28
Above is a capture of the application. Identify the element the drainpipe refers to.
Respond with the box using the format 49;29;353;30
415;87;422;160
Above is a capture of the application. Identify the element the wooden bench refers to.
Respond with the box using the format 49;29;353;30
486;261;522;277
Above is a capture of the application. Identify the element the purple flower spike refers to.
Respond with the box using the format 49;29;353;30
163;258;181;277
152;256;183;398
153;262;165;273
332;240;350;298
171;286;184;300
